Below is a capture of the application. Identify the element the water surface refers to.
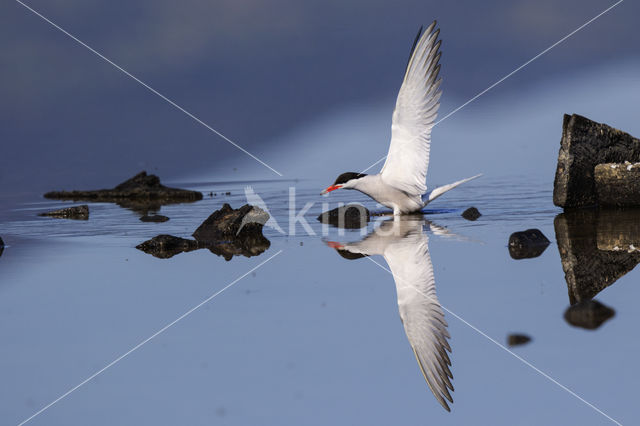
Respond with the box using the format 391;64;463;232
1;176;636;425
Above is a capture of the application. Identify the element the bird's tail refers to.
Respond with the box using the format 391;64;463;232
422;174;482;206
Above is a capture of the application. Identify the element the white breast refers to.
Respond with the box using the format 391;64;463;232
353;174;423;213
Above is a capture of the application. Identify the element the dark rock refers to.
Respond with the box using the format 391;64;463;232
137;204;270;260
39;205;89;220
136;235;199;259
225;192;231;195
44;171;202;215
553;114;640;208
192;203;270;261
507;334;531;347
564;300;615;330
193;203;268;240
508;229;550;259
461;207;481;221
554;209;640;304
317;204;370;229
594;162;640;207
0;236;4;257
140;214;170;223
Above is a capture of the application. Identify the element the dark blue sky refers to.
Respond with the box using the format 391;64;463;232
1;0;637;191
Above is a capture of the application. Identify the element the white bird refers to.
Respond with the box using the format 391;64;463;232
321;21;481;215
327;218;454;411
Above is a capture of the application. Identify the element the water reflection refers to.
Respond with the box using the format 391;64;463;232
554;209;640;305
327;217;454;411
507;229;550;260
317;204;370;229
136;232;270;261
564;300;615;330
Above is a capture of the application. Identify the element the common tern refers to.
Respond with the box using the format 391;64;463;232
321;22;481;215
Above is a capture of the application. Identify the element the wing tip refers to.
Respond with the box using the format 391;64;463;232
405;20;440;74
406;25;424;72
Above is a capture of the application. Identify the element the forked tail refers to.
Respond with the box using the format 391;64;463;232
422;174;483;206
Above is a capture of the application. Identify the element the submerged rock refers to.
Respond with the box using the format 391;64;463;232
39;205;89;220
44;171;202;214
553;114;640;208
508;229;550;259
137;203;270;260
317;205;370;229
140;214;170;223
507;334;532;347
564;300;615;330
555;209;640;304
461;207;481;221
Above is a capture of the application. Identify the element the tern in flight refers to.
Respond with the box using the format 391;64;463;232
327;218;454;410
321;22;481;215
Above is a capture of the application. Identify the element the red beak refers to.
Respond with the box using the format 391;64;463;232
325;241;344;250
321;185;342;195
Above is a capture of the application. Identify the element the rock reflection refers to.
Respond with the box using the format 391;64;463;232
317;204;370;229
555;209;640;304
507;334;532;347
508;229;550;260
326;218;454;411
136;233;270;261
564;300;615;330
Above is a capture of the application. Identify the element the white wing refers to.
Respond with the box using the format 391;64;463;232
381;22;442;196
337;219;454;410
382;222;454;411
340;219;416;256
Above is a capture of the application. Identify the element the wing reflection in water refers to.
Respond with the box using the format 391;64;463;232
327;217;454;411
555;209;640;304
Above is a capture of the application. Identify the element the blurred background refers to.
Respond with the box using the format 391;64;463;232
1;0;638;192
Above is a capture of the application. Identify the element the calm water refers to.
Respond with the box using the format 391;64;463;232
1;176;636;425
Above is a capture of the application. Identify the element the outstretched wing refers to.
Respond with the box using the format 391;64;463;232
383;225;453;411
381;22;442;196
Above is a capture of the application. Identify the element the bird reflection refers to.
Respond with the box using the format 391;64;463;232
327;217;454;411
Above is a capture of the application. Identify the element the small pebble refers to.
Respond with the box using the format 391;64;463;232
461;207;481;221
